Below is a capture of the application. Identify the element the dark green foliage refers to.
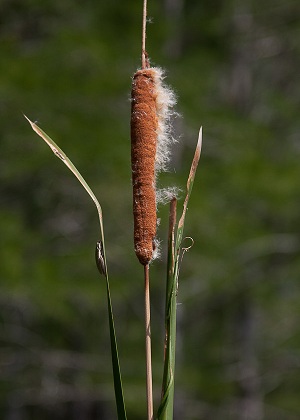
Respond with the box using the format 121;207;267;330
1;0;300;418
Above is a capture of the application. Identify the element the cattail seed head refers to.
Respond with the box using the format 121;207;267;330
131;67;176;265
131;69;157;265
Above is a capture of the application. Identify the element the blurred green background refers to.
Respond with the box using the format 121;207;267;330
1;0;300;419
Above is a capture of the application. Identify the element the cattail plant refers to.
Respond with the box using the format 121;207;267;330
26;1;202;419
130;2;202;420
130;1;178;418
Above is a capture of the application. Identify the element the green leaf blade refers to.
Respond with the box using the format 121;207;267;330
26;117;127;419
158;128;202;420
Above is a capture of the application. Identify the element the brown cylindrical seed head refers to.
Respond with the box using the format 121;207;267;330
131;69;158;265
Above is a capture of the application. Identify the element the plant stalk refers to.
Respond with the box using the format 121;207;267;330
142;0;148;69
158;197;177;420
158;129;202;419
144;263;153;420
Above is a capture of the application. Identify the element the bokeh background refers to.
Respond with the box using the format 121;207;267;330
1;0;300;419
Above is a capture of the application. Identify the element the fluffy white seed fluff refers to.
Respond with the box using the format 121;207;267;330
156;186;181;205
151;67;177;174
153;68;178;261
152;237;162;261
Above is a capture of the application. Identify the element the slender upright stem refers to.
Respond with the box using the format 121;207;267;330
144;263;153;420
158;198;177;419
142;0;148;68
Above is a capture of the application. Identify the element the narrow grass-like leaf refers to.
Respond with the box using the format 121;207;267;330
25;116;127;420
176;127;202;252
24;115;106;251
104;276;127;420
157;197;177;420
158;128;202;420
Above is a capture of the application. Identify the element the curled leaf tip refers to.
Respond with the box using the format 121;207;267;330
181;236;194;252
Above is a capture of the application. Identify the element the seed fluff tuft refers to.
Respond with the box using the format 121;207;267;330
151;67;177;174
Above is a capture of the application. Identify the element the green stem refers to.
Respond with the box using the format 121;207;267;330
157;128;202;419
158;197;177;419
